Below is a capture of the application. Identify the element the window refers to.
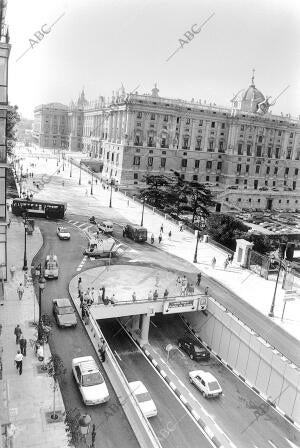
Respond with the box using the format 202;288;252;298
206;161;212;170
219;141;224;152
256;146;262;157
148;136;154;147
151;113;155;120
249;198;252;202
274;167;278;175
186;118;190;125
246;164;249;173
286;148;292;159
225;197;229;202
137;122;141;127
235;178;239;184
211;121;215;128
221;123;225;129
237;163;241;172
293;181;296;190
258;136;263;143
216;176;219;181
285;167;289;175
255;165;260;174
266;166;270;175
295;168;299;176
148;157;153;166
161;157;166;167
163;115;168;122
137;112;142;119
183;137;189;149
208;140;214;151
265;180;268;186
161;138;167;148
246;145;252;156
217;161;222;170
290;132;293;138
244;179;247;185
193;175;198;181
279;199;282;204
267;147;272;158
134;173;138;179
181;159;187;168
284;180;287;186
238;144;243;155
195;138;201;150
199;120;203;126
195;160;200;168
134;135;140;146
133;156;140;165
254;180;258;189
177;117;180;123
206;176;210;181
287;200;290;204
278;131;282;136
238;198;241;202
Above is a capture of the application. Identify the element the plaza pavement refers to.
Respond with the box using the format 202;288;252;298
0;219;68;448
16;149;300;343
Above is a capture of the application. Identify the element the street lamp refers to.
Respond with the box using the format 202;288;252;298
109;178;115;208
38;269;46;324
79;162;82;185
23;213;28;271
90;171;93;195
70;159;72;177
141;197;146;227
268;257;285;317
79;414;96;448
193;229;201;263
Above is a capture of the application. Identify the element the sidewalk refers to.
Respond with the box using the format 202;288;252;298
0;219;68;448
16;150;300;343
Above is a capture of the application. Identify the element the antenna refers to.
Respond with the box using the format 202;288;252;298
270;85;290;104
129;84;140;95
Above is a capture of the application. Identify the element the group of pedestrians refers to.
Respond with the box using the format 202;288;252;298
211;254;234;270
14;324;27;375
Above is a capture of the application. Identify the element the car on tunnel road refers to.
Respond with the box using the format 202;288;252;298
72;356;110;405
129;381;157;418
177;336;210;361
189;370;222;398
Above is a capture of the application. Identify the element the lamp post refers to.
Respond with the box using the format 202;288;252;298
70;159;72;177
141;198;146;227
109;178;115;208
79;162;82;185
38;269;46;325
193;230;201;263
79;414;96;448
90;171;93;195
268;258;283;317
23;213;28;271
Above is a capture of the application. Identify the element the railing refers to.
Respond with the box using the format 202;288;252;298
207;236;234;255
93;293;208;307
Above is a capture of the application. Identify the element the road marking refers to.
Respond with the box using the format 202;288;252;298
286;440;300;448
72;221;79;226
114;350;121;361
78;223;87;228
150;321;158;328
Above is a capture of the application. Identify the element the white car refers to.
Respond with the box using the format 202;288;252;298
189;370;222;399
72;356;110;405
129;381;157;418
57;226;70;240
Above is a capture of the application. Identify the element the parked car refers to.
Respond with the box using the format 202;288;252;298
72;356;110;406
56;226;70;240
178;336;210;361
271;188;280;191
98;220;114;234
129;381;157;418
189;370;222;398
52;298;77;328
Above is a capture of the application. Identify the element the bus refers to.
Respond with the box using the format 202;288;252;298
12;198;67;220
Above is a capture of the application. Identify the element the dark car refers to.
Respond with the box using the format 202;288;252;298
178;337;210;361
52;298;77;328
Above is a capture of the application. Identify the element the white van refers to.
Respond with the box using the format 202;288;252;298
44;254;59;279
98;221;113;234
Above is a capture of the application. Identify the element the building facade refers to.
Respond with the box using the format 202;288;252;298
33;102;69;149
0;1;10;280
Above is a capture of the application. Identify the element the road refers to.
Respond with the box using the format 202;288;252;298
32;219;139;448
99;318;214;448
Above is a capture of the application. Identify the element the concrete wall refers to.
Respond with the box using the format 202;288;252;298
183;298;300;426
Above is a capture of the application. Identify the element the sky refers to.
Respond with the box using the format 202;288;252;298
5;0;300;119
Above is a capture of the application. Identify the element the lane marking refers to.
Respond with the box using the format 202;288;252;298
114;350;121;361
78;223;87;228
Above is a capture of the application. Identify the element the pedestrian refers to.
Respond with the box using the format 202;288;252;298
176;275;181;287
7;218;11;229
98;338;106;362
132;291;137;302
24;272;28;287
78;277;83;299
95;179;98;185
158;234;162;244
196;272;202;286
15;350;23;375
189;283;194;294
150;234;154;244
228;254;234;264
153;289;159;300
160;224;164;233
211;257;216;268
109;294;116;305
224;258;229;270
180;284;186;296
204;286;209;296
168;230;172;240
163;288;169;299
148;290;153;301
179;222;183;232
19;335;27;356
14;325;22;344
17;283;24;300
122;226;126;237
10;265;16;280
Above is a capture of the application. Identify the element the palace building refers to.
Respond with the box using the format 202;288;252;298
33;75;300;212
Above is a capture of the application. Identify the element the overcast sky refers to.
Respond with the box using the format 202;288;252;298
6;0;300;119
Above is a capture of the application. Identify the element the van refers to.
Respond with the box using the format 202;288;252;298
44;254;59;279
124;224;147;242
98;221;113;234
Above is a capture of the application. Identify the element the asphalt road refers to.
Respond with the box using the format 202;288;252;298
99;318;213;448
32;220;139;448
148;314;300;448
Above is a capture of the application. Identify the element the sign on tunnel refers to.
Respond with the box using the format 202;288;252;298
163;296;207;314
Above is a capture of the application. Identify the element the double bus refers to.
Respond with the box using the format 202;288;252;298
12;198;67;220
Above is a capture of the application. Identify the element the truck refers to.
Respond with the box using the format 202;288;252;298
83;237;124;258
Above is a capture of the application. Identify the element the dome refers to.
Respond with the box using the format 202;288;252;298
231;71;266;113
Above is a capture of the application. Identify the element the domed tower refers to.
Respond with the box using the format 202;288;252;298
231;70;265;114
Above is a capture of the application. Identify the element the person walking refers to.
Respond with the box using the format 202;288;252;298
24;272;28;287
168;230;172;240
211;257;216;268
150;234;154;244
224;258;229;270
98;338;106;362
196;272;202;286
153;290;159;300
17;283;24;300
14;325;22;345
10;265;16;280
163;288;169;299
158;234;162;244
19;335;27;356
204;286;209;296
148;290;153;301
176;275;181;288
179;222;183;232
160;224;164;234
15;350;23;375
122;226;126;237
78;277;83;299
132;291;137;302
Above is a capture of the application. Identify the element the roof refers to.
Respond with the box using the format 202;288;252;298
194;370;216;381
54;298;71;307
13;198;67;206
76;357;99;374
129;381;147;395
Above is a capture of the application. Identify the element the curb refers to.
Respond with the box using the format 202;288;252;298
123;327;234;448
180;314;300;431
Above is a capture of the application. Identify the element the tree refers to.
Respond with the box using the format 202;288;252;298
242;232;277;255
205;213;249;250
139;173;172;208
47;354;66;421
65;408;86;447
6;104;20;157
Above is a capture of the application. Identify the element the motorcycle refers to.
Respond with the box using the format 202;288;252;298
89;216;97;224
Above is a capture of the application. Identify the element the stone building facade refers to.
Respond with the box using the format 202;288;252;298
33;102;69;149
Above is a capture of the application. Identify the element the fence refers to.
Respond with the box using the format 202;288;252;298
248;249;270;280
